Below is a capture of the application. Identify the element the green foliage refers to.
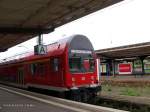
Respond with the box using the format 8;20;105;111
103;84;112;92
102;84;150;97
120;87;140;96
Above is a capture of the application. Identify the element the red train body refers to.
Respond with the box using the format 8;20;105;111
0;35;101;101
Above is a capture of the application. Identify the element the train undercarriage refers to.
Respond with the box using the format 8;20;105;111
66;86;101;102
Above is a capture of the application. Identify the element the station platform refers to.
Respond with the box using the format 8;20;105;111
0;84;128;112
0;86;74;112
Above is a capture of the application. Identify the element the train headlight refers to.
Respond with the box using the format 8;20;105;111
95;77;99;83
72;77;75;82
91;76;94;80
72;82;75;86
72;77;76;87
91;81;94;84
81;77;85;81
96;77;98;80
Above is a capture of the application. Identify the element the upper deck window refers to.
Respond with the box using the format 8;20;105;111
31;63;37;75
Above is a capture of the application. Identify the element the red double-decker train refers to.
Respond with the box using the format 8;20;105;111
0;35;101;101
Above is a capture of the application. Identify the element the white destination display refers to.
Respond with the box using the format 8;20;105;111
71;50;92;54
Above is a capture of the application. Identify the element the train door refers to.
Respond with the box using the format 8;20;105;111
30;62;47;84
17;67;24;85
50;57;64;86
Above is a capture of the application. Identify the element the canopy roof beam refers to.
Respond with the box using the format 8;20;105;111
0;27;54;34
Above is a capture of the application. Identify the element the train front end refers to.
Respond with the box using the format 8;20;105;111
66;35;101;101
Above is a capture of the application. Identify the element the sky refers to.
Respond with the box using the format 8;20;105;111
0;0;150;60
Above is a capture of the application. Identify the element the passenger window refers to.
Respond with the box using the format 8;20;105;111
51;58;59;72
38;63;45;76
30;63;37;75
30;63;45;76
54;58;59;71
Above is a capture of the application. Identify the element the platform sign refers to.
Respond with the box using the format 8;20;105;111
118;63;132;74
34;45;47;55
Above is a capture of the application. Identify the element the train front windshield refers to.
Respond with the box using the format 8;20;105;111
69;51;95;73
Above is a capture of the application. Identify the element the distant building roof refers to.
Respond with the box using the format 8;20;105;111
96;42;150;59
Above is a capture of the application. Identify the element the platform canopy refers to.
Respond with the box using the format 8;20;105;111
0;0;123;52
96;42;150;59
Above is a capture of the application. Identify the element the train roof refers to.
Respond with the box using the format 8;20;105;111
54;34;94;50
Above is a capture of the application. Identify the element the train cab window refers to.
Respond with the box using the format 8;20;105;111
69;57;82;73
89;59;95;72
83;59;90;71
51;58;59;72
69;57;94;73
83;59;94;72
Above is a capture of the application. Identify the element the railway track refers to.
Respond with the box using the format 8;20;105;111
95;96;150;112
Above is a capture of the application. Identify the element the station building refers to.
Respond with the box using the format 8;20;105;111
95;42;150;76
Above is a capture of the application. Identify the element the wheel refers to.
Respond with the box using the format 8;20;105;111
58;92;66;98
70;90;81;102
81;89;90;102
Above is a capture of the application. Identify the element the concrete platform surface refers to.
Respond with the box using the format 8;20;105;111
0;84;128;112
0;87;75;112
